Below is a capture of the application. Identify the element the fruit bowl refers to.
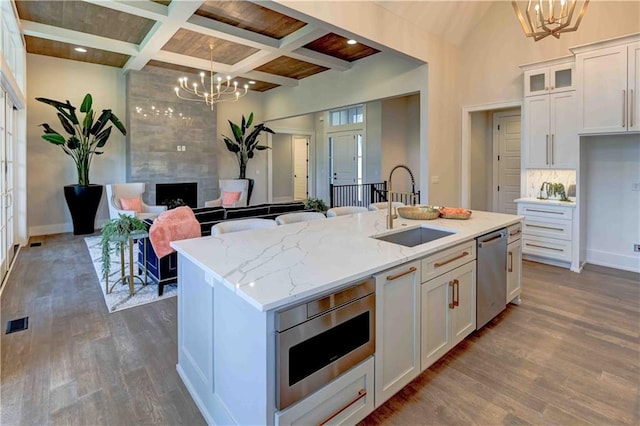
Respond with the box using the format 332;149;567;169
397;206;440;220
439;207;472;220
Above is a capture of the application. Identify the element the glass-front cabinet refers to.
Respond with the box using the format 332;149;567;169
524;57;574;97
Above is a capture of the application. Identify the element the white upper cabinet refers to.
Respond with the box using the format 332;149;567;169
524;59;575;97
572;34;640;135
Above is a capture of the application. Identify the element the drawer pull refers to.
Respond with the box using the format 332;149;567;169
524;208;564;215
434;251;469;268
527;224;564;232
508;251;513;272
509;229;521;236
387;266;417;281
525;243;563;252
318;389;366;426
453;279;460;307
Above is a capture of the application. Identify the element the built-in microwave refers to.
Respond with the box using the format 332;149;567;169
275;279;375;410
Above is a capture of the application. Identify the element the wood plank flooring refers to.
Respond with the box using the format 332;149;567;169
1;233;638;425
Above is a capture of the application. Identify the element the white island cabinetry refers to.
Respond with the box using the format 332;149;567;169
420;242;477;370
171;210;522;425
373;261;421;407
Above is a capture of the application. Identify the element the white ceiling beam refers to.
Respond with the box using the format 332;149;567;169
81;0;168;22
231;50;281;75
278;25;326;51
241;70;298;87
21;20;139;56
289;48;350;71
123;0;205;72
185;15;279;50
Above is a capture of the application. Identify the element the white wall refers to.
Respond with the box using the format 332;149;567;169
27;54;126;236
381;95;420;194
583;136;640;272
469;111;492;211
365;101;382;185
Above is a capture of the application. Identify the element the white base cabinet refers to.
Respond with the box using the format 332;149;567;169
373;261;420;407
507;239;522;304
275;358;374;426
421;260;476;370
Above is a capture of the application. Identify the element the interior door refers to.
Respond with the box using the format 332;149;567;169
293;136;309;200
0;90;6;282
494;113;521;215
330;132;357;185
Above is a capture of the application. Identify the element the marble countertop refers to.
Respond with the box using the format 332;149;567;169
515;197;577;207
171;210;522;312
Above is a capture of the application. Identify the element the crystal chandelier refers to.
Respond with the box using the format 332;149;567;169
174;42;249;109
512;0;589;42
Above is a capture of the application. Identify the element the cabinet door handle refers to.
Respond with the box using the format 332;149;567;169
434;251;469;268
509;229;521;237
631;89;634;128
551;134;554;165
386;266;417;281
508;251;513;273
318;389;367;426
449;281;455;309
524;208;563;215
623;90;626;127
453;279;460;307
545;134;549;165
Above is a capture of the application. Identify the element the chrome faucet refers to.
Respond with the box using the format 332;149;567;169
387;164;416;229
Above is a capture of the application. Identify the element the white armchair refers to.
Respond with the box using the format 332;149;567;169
106;183;167;220
205;179;249;208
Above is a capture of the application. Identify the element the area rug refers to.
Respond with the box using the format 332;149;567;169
84;236;177;312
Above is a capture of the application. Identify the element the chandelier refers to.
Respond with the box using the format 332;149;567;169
174;42;249;109
512;0;589;42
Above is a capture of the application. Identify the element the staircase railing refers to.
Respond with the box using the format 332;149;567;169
330;182;420;208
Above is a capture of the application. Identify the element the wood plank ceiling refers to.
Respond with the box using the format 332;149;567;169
14;0;383;92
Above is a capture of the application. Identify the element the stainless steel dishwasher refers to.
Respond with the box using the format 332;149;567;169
476;228;508;330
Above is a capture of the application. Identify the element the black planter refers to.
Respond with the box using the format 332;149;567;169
246;178;255;205
64;184;103;235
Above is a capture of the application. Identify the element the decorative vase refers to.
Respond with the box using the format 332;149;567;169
246;178;255;205
64;184;103;235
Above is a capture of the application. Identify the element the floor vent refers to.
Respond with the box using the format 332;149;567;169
30;242;42;247
6;317;29;334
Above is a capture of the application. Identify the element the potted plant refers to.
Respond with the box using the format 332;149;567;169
37;94;126;235
221;112;274;203
100;214;146;281
305;197;328;213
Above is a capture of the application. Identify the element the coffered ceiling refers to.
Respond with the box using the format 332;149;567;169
15;0;383;92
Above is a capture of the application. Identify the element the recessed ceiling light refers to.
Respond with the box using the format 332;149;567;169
347;39;357;45
249;81;256;85
74;47;87;53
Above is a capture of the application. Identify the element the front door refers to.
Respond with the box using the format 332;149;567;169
330;132;357;186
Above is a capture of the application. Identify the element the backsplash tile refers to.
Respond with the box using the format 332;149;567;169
526;169;576;199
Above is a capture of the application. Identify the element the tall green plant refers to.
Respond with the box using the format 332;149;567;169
36;94;126;186
221;112;274;179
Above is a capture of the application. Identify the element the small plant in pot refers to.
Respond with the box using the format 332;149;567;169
37;94;126;235
100;214;146;281
221;112;274;204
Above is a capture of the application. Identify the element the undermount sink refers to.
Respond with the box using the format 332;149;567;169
374;226;456;247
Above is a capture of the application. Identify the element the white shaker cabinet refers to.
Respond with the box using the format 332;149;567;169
524;91;578;169
421;260;476;371
373;261;421;407
524;61;575;97
506;222;522;305
572;35;640;134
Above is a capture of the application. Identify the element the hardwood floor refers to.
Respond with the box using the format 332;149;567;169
1;234;638;425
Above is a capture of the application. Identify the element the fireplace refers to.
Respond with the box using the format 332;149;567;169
156;182;198;208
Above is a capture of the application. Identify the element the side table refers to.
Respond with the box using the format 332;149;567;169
105;231;149;296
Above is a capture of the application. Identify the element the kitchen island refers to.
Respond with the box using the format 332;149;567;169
171;209;522;425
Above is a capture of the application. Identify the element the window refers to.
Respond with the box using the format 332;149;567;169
329;105;364;126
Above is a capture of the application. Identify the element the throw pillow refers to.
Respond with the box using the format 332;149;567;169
222;191;242;207
120;196;143;213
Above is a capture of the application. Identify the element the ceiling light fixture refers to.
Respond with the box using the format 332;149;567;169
174;42;248;110
347;39;357;45
74;47;87;53
512;0;589;42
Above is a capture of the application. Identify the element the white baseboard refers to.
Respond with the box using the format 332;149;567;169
586;248;640;273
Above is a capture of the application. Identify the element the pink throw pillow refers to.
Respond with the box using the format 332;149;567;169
222;191;241;207
120;196;142;213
